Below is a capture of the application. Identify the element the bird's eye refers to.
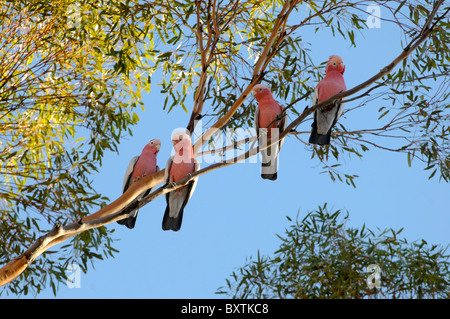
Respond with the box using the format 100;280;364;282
179;135;183;140
150;141;154;144
333;62;337;66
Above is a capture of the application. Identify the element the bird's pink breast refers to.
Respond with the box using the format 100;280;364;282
317;72;346;102
170;160;195;183
170;159;195;193
131;150;157;180
258;99;282;130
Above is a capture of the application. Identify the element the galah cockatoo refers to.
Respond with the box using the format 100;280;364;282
162;131;200;231
117;139;161;229
309;55;347;145
253;84;287;181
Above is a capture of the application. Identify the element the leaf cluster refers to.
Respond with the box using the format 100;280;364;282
0;0;150;296
217;204;450;299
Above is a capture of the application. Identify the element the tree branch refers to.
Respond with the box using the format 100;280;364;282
192;0;300;154
280;0;445;140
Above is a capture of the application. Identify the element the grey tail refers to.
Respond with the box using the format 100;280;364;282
116;187;151;230
309;130;331;145
261;162;277;180
162;206;184;232
260;143;278;181
309;119;331;146
117;209;138;229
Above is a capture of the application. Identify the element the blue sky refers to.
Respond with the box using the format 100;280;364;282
9;4;449;299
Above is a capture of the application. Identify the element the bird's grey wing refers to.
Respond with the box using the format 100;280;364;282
254;107;260;140
278;109;287;150
118;155;140;229
186;158;200;202
163;156;173;184
123;155;139;193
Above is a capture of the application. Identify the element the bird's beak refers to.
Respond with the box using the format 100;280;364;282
172;140;178;147
155;143;161;151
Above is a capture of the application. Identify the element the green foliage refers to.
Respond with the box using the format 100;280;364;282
121;0;450;183
217;204;450;299
339;1;450;182
0;0;148;296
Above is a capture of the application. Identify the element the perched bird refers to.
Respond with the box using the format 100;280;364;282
162;131;200;231
309;55;347;145
117;139;161;229
253;84;287;181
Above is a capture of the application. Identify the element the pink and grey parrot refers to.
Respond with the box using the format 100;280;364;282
309;55;347;145
162;131;200;231
117;139;161;229
253;84;287;181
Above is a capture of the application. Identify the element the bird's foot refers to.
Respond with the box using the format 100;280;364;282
168;181;177;189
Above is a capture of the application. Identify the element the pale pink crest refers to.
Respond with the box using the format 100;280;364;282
326;55;345;74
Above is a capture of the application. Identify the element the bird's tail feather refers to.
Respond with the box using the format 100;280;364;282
261;162;277;180
116;188;152;229
261;148;279;181
162;206;184;231
309;127;331;145
117;209;139;229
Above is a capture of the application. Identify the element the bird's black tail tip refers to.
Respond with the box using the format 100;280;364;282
261;161;278;181
162;217;182;231
162;206;183;231
261;173;277;181
309;132;331;146
117;216;137;229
